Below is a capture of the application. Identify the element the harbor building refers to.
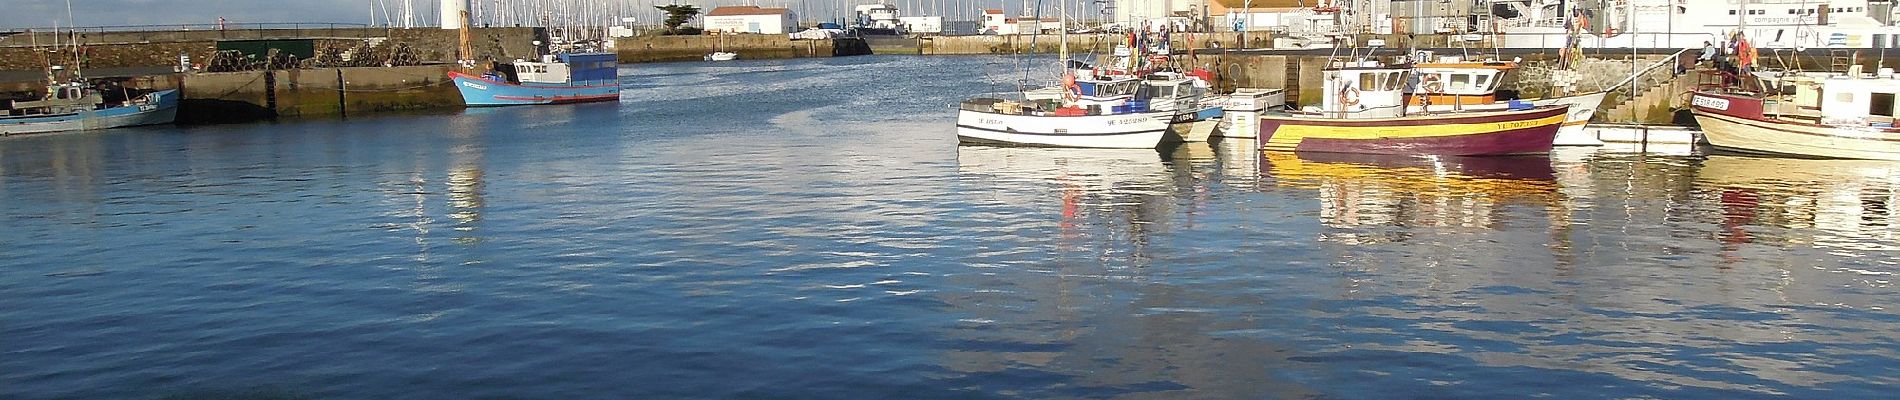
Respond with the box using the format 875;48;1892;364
704;6;798;35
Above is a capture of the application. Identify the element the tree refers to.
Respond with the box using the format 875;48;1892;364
655;5;701;35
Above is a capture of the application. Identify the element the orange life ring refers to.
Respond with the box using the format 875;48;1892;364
1061;73;1080;100
1340;85;1361;107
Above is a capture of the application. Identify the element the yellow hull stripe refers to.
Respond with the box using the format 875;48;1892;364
1263;114;1566;148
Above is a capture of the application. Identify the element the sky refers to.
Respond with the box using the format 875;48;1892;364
0;0;1092;30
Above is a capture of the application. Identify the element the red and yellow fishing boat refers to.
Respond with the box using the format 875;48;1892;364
1258;60;1568;156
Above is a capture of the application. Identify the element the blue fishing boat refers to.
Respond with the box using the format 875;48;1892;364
450;52;620;106
2;82;179;136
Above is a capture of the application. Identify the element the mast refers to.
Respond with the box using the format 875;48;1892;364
1059;0;1068;65
66;0;81;81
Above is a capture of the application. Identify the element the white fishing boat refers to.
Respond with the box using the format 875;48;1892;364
956;75;1177;148
1691;69;1900;160
1143;70;1225;142
705;51;738;61
953;1;1178;149
1213;88;1286;139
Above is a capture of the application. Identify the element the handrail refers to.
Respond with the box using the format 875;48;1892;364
1604;46;1694;93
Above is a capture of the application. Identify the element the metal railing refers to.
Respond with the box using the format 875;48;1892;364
6;22;372;34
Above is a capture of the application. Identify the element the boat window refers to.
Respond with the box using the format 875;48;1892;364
56;89;69;99
1385;72;1404;90
1838;92;1854;103
1873;93;1896;117
1360;73;1378;91
1474;74;1491;89
1451;74;1471;90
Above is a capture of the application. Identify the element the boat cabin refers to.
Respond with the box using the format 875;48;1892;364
6;82;102;116
1814;75;1900;127
1311;62;1409;118
1140;71;1209;112
505;53;618;86
1407;59;1515;106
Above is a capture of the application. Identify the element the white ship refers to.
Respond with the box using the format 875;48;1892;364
1493;0;1900;49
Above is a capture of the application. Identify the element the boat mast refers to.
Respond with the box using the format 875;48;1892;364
66;0;81;82
1059;0;1068;65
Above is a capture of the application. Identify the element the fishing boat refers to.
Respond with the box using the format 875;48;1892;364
2;81;179;136
449;52;620;106
1212;88;1287;139
1144;70;1223;142
956;71;1178;148
954;1;1179;149
1690;68;1900;160
1258;59;1569;156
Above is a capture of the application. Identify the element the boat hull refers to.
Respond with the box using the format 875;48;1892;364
1411;92;1606;146
1691;91;1900;160
0;89;180;136
1169;106;1224;142
450;72;620;107
956;109;1173;149
1537;92;1608;146
1258;106;1567;156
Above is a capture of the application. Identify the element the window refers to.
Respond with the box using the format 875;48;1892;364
1787;9;1794;14
1728;10;1736;14
1360;72;1379;91
1474;74;1491;89
1838;92;1854;103
1386;72;1405;91
1451;73;1471;90
1873;93;1895;117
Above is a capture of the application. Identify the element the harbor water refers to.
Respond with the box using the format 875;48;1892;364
3;55;1897;399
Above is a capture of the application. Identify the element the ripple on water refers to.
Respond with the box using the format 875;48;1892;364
1;57;1899;399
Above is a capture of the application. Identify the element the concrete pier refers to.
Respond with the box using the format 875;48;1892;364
613;35;870;63
179;65;458;123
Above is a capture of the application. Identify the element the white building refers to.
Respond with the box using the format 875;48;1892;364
900;16;944;34
982;9;1016;34
704;6;798;34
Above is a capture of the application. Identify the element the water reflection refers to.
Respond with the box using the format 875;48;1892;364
955;145;1174;262
1265;152;1563;239
1699;155;1900;253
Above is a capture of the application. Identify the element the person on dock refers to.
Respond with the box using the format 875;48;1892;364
1699;41;1716;68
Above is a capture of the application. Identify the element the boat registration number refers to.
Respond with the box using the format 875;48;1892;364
461;81;489;90
1691;95;1729;111
1105;117;1149;126
138;104;157;112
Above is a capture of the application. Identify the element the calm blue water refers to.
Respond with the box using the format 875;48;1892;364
3;55;1898;399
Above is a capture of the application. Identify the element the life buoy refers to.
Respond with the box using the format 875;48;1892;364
1061;73;1080;100
1339;85;1361;107
1420;78;1445;94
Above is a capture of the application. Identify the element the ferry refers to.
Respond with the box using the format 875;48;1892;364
450;52;620;106
1493;0;1900;49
